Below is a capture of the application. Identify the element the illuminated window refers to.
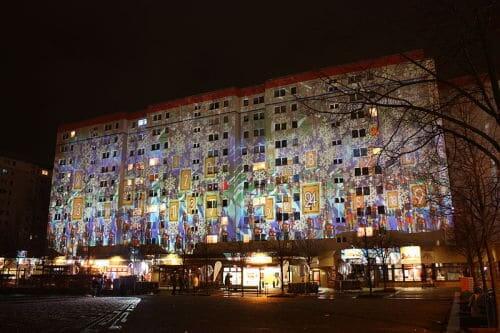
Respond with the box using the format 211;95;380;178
41;170;49;176
127;163;134;171
253;162;266;171
149;158;159;166
70;131;76;138
369;107;378;117
372;147;382;155
138;118;147;126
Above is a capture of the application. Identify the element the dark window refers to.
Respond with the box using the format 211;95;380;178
376;185;384;194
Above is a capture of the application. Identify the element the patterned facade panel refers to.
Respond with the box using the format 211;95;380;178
48;59;451;255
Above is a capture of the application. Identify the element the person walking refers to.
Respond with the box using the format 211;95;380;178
224;273;232;292
171;273;177;295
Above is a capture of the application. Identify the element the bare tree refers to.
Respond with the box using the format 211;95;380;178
293;238;323;283
371;228;399;290
268;238;293;294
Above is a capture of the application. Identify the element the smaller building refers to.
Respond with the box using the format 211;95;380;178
0;156;52;257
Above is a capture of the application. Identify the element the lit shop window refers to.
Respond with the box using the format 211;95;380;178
138;118;147;126
70;131;76;138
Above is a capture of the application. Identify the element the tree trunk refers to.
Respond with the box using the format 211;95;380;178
484;242;498;328
476;246;488;290
280;259;285;294
382;264;388;290
240;257;244;297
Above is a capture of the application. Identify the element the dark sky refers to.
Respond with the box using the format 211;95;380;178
2;1;495;167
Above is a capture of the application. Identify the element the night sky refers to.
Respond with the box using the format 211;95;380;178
3;1;495;167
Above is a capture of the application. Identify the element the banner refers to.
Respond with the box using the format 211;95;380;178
355;196;364;209
187;195;197;215
179;169;191;191
265;197;274;221
301;183;320;214
72;197;84;220
169;200;179;222
172;155;180;168
73;170;84;190
104;202;111;218
305;150;317;169
282;195;292;213
387;191;399;209
410;184;427;208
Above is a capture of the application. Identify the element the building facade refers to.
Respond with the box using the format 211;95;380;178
48;51;451;256
0;157;51;256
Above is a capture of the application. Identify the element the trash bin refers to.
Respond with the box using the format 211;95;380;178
460;277;474;292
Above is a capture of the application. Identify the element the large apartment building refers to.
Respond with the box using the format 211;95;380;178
48;50;451;256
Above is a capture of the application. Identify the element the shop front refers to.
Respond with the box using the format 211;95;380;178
222;253;289;292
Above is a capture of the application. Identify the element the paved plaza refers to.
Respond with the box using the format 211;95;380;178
0;288;455;332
